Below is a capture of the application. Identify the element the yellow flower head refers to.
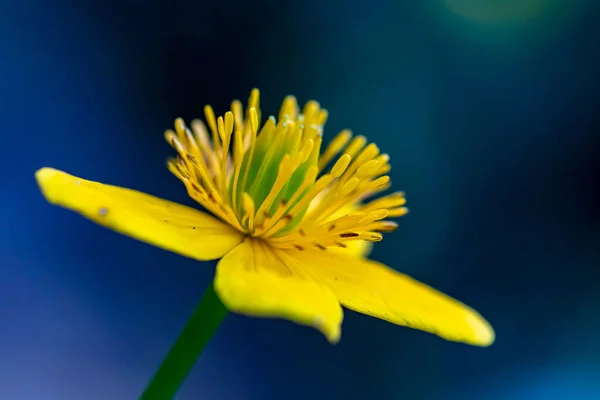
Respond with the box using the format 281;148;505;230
36;89;495;346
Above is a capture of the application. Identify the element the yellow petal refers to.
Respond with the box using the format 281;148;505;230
214;238;343;343
289;249;495;346
35;167;243;261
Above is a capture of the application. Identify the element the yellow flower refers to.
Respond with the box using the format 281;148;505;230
35;89;494;346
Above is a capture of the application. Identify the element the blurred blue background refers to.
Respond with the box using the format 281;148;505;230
2;0;599;399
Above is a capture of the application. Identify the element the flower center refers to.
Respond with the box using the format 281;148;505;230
166;89;408;250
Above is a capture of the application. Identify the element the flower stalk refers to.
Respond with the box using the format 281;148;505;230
140;283;228;399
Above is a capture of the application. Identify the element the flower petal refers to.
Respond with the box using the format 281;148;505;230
214;238;343;343
35;168;243;261
288;249;495;346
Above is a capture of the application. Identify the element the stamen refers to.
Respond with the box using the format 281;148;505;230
165;89;408;251
186;154;218;194
359;209;389;225
340;232;359;238
253;155;293;230
341;177;360;195
217;112;234;191
174;119;200;160
247;123;286;202
204;105;221;159
273;174;334;230
278;96;298;121
237;108;261;211
361;192;406;212
387;207;409;218
339;143;380;184
242;192;255;231
190;119;219;172
343;135;367;158
230;128;245;212
318;130;352;170
355;159;380;178
260;166;319;237
248;88;260;110
231;100;244;132
330;154;352;178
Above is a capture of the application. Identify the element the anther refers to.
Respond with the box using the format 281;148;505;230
359;209;389;224
344;136;367;157
224;111;234;135
387;207;409;217
340;232;359;238
249;108;259;133
341;177;360;195
203;105;218;135
364;232;383;242
175;164;191;180
369;176;390;190
174;118;186;136
191;183;202;193
356;159;380;178
330;154;352;178
249;88;260;110
375;221;398;232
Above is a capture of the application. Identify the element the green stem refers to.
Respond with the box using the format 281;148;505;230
140;283;228;400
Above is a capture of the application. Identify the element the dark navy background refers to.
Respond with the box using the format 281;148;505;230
2;1;599;399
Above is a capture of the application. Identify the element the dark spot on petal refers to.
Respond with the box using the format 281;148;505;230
334;241;347;248
328;224;336;232
299;229;306;237
263;210;270;219
192;227;196;230
280;198;288;207
315;243;327;250
283;214;293;221
293;244;304;251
